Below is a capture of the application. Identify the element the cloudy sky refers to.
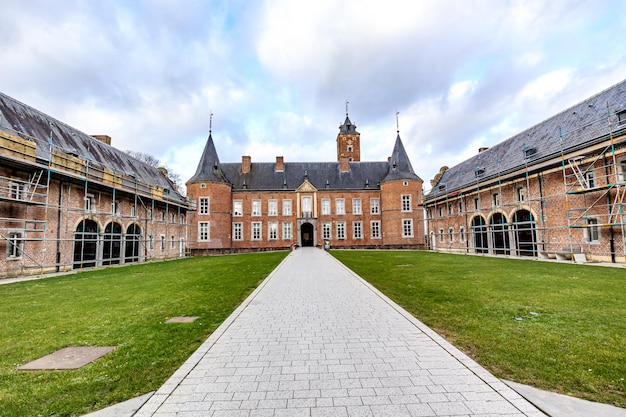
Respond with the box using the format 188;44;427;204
2;0;625;192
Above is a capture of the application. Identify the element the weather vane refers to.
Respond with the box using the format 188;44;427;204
209;111;214;133
396;110;400;134
346;100;349;116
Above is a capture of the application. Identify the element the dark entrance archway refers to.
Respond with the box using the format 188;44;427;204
125;224;142;263
471;216;488;254
301;223;314;247
490;213;510;255
103;222;122;265
513;209;537;257
73;220;99;269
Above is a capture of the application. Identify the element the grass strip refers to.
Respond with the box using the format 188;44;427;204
332;250;626;408
0;251;287;417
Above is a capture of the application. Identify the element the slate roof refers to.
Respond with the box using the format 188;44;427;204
188;126;422;191
426;78;626;201
0;91;185;204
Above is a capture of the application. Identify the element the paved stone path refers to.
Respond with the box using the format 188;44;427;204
136;248;546;417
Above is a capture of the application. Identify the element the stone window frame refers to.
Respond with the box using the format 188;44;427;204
352;199;362;215
268;200;278;216
371;220;381;239
282;222;293;240
322;222;332;240
401;194;411;212
232;222;243;241
353;221;363;239
402;218;414;238
198;222;210;242
199;197;210;215
370;198;380;214
336;221;346;239
251;221;262;241
321;198;331;215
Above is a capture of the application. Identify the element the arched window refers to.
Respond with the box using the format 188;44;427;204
471;216;488;254
103;222;123;265
512;210;537;257
490;213;510;255
73;220;99;269
125;224;142;263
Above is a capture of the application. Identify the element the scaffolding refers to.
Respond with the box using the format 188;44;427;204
0;124;193;279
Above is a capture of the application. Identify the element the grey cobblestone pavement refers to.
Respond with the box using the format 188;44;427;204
135;247;546;417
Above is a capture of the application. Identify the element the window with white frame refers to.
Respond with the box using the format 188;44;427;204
148;208;153;220
474;197;480;210
353;221;362;239
282;199;292;216
148;235;154;250
268;222;278;240
618;160;626;182
198;222;210;241
352;199;362;215
371;221;381;239
439;206;443;217
85;194;95;212
439;228;444;242
321;199;331;215
251;222;262;240
171;236;175;248
131;204;137;217
585;218;599;242
171;213;176;223
7;232;22;259
370;198;379;214
517;187;525;202
9;182;23;200
336;221;346;239
233;222;243;241
252;200;262;216
301;196;312;218
403;219;414;237
586;172;595;188
268;200;278;216
180;214;185;224
111;201;119;215
459;226;466;243
336;198;345;215
199;197;210;215
322;222;332;240
448;227;454;242
458;200;463;213
282;222;292;240
448;204;453;216
160;210;165;221
233;200;243;216
401;195;411;212
492;193;500;207
160;235;165;251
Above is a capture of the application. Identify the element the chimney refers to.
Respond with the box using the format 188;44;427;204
478;147;489;153
387;156;391;162
339;157;350;173
242;155;251;174
276;156;284;172
92;135;111;145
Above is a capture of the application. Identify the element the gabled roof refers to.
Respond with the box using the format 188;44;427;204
426;78;626;201
383;134;422;182
0;91;185;203
187;132;229;184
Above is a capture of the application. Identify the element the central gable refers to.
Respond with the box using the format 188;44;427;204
296;179;317;192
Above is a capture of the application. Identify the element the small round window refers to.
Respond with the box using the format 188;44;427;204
201;183;206;188
403;181;408;186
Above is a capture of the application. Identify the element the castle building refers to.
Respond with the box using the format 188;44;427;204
424;79;626;264
0;92;189;278
186;114;425;253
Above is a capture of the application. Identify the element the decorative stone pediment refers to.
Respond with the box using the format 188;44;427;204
296;179;317;192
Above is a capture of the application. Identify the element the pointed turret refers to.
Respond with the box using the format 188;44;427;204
383;134;421;182
187;132;230;184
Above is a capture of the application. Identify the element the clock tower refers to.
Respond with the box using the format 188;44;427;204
337;111;361;162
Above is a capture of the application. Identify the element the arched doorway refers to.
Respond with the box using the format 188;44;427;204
301;223;314;247
471;216;488;254
73;220;98;269
513;209;537;257
125;224;142;263
490;213;510;255
103;222;122;265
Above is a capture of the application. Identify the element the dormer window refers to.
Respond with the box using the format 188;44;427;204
524;147;537;158
438;184;446;191
617;110;626;126
475;168;485;177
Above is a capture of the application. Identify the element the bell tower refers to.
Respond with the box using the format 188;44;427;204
337;101;360;162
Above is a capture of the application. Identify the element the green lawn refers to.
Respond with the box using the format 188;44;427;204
0;252;287;417
331;250;626;408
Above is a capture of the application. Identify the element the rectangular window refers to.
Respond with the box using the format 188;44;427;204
586;218;599;242
321;199;331;215
401;195;411;212
148;235;154;250
268;200;278;216
7;232;22;259
370;198;379;214
458;200;463;213
131;204;137;217
180;214;185;224
353;221;362;239
371;221;381;239
617;110;626;126
171;213;176;223
268;222;278;240
474;197;480;210
517;187;525;202
492;193;500;207
448;204;453;216
233;222;243;241
198;222;210;241
336;221;346;239
439;206;443;217
251;222;262;240
160;235;165;251
336;198;345;215
233;200;243;216
160;211;165;221
352;199;362;215
439;228;444;242
171;236;176;248
111;201;119;215
586;172;595;188
282;222;292;240
252;200;262;216
85;194;95;212
322;222;332;240
9;182;23;200
619;160;626;182
301;196;312;218
448;227;454;242
148;208;153;220
403;219;414;238
199;197;210;215
459;226;466;243
282;199;292;216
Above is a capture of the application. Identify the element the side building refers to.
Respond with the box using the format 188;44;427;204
0;92;190;278
424;79;626;264
186;115;425;253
